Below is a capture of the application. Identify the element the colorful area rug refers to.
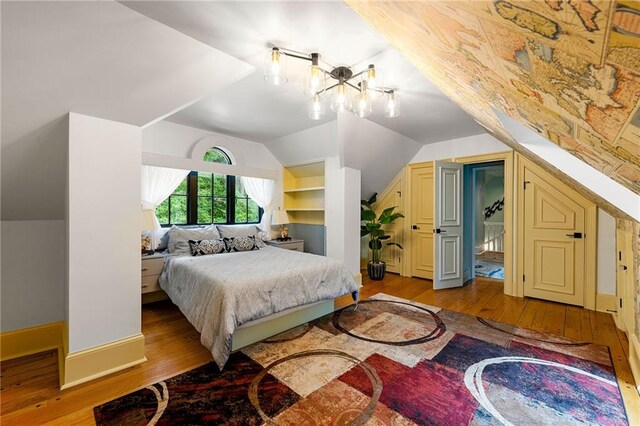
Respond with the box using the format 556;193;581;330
94;294;628;425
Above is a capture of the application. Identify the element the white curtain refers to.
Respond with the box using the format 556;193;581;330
141;165;190;228
241;176;275;239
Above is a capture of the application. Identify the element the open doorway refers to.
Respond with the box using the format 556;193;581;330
463;161;505;281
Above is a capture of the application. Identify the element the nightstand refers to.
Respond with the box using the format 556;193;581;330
141;252;166;302
266;239;304;252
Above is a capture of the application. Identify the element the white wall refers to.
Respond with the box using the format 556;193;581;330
325;157;361;275
67;113;141;353
339;113;422;199
143;121;281;171
411;133;510;163
597;209;617;295
263;121;339;165
2;117;69;220
1;220;66;332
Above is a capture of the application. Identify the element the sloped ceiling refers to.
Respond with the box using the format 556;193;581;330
121;1;483;144
2;1;253;148
346;0;640;196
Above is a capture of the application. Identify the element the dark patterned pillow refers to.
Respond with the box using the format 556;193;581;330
223;236;260;252
189;239;226;256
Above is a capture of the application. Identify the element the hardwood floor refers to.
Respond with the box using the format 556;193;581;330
2;275;638;425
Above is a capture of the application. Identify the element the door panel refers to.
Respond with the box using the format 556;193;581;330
523;167;585;305
616;227;635;333
438;167;462;227
411;164;434;279
434;161;464;289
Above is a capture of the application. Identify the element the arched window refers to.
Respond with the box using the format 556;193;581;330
155;147;261;226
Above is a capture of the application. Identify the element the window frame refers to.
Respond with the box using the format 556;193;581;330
158;148;262;227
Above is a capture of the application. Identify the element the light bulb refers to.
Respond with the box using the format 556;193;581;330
352;82;372;118
270;51;280;74
308;94;325;120
331;82;351;113
264;47;288;85
367;66;377;89
364;64;384;99
385;90;400;118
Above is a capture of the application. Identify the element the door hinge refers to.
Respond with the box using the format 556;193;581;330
398;256;401;263
523;274;526;282
524;180;530;190
397;190;402;197
620;299;623;308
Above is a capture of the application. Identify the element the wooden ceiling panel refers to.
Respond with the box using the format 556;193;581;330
347;0;640;195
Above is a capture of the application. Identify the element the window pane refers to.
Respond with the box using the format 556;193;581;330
235;177;246;197
214;174;227;197
248;199;259;223
173;178;188;195
197;197;212;224
213;198;227;223
170;196;187;224
235;198;248;223
203;148;231;164
156;199;169;225
198;173;212;195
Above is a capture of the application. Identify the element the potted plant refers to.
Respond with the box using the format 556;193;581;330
361;193;404;280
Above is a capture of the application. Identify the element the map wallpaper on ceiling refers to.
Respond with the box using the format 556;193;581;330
347;0;640;195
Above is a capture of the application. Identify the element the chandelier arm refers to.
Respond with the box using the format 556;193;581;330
349;68;369;80
279;51;313;62
370;87;393;95
345;81;361;91
321;82;340;94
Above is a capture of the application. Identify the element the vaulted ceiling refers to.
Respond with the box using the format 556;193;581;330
122;1;483;144
347;0;640;195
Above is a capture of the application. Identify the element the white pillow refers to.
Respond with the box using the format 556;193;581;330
167;225;220;255
216;224;266;248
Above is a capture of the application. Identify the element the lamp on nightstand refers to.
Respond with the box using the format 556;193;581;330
141;208;159;255
272;209;290;241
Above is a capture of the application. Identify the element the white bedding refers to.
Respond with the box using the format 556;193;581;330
159;246;359;369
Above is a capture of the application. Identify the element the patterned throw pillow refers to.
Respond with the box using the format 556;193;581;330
223;236;260;252
189;239;227;256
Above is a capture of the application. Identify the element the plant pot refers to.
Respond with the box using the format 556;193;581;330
367;261;386;281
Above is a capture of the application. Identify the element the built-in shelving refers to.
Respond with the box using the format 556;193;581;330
283;186;325;193
283;161;325;225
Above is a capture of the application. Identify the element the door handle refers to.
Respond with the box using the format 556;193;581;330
434;228;447;234
565;232;583;239
619;265;628;271
412;225;419;230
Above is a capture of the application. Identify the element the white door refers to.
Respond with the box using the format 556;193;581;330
434;161;464;289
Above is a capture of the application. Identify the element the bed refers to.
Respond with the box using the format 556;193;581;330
159;245;359;369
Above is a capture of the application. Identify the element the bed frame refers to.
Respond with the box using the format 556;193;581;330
231;299;335;351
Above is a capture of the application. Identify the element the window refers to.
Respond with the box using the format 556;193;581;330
156;147;262;226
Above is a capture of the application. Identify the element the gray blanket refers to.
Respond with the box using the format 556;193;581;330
159;246;359;369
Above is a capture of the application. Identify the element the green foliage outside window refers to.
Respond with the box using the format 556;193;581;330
155;147;261;226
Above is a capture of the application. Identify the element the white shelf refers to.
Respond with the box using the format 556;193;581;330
283;186;325;193
285;208;325;212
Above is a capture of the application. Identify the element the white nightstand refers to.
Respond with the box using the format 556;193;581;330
266;239;304;252
141;252;167;303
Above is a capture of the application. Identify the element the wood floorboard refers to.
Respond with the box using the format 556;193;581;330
1;274;638;425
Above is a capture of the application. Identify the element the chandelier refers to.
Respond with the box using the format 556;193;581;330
264;46;400;120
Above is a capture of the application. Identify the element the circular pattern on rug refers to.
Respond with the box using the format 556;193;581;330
464;356;618;426
248;349;382;426
332;299;446;346
263;324;311;344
